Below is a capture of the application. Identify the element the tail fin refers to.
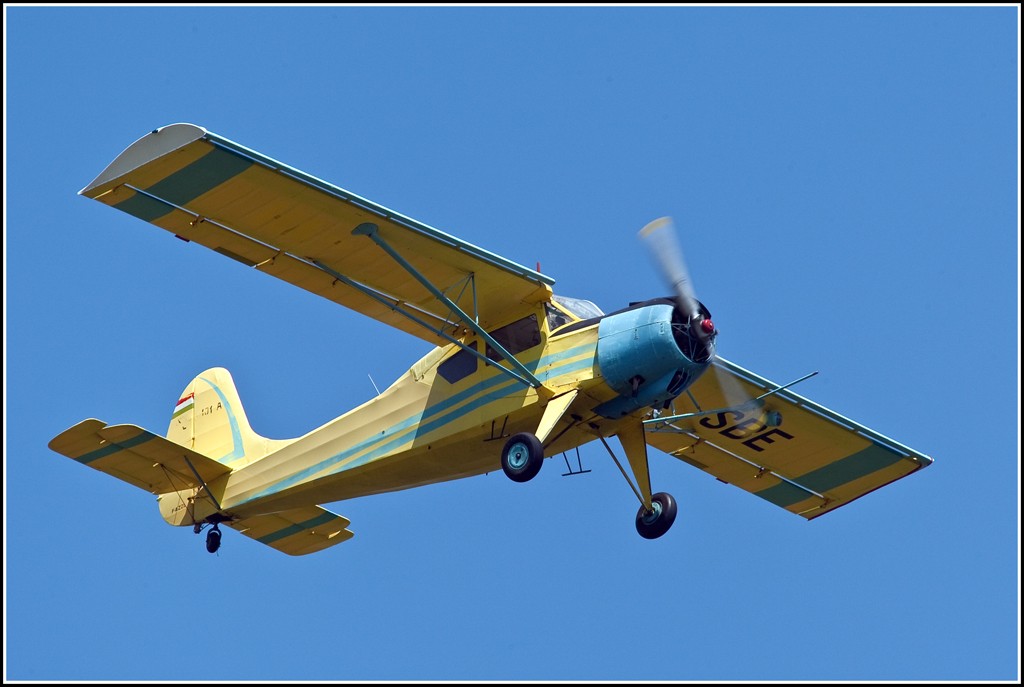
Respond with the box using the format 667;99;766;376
167;367;290;468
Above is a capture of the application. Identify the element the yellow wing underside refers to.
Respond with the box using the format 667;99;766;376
646;358;933;520
80;123;553;344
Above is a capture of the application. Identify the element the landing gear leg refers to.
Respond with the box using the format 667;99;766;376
612;422;678;540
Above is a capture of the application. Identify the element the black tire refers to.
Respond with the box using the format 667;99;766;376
206;526;222;553
635;492;677;539
501;432;544;483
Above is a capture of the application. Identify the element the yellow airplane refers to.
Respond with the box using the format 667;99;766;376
49;123;934;556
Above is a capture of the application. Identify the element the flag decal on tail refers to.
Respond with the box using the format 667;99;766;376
173;393;195;419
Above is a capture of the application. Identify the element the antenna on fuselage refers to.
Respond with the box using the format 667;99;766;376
368;373;381;396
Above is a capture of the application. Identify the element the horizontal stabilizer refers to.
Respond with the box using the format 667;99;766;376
48;419;231;494
226;505;354;556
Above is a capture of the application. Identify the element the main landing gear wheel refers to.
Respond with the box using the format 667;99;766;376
635;492;677;539
205;524;222;554
501;432;544;483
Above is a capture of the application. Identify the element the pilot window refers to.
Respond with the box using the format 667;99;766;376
486;314;541;361
545;303;573;332
438;341;478;384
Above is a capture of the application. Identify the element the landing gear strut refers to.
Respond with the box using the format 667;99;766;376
605;425;679;540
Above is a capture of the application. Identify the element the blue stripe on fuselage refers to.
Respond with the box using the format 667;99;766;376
239;345;596;504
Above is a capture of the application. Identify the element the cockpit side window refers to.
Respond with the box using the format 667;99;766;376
438;341;478;384
486;314;541;361
545;302;573;332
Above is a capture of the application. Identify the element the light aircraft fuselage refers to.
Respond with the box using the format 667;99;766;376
49;123;933;555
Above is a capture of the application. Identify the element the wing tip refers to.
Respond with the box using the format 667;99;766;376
81;123;209;197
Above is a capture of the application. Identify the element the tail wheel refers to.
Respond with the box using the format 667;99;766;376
501;432;544;483
635;492;677;539
205;524;222;553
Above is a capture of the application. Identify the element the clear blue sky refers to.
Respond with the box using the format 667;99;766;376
4;5;1019;682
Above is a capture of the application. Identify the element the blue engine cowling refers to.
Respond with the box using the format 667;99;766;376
594;301;714;418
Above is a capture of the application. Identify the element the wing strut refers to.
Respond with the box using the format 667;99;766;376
353;222;543;388
309;257;539;389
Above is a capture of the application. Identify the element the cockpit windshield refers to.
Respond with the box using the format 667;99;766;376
552;295;604;320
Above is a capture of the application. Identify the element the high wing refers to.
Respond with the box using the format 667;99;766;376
225;505;354;556
80;123;554;346
645;358;933;520
48;419;231;495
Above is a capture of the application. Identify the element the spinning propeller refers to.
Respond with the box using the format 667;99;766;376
637;217;703;323
638;216;755;412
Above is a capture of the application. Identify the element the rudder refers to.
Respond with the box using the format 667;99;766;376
167;367;290;468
